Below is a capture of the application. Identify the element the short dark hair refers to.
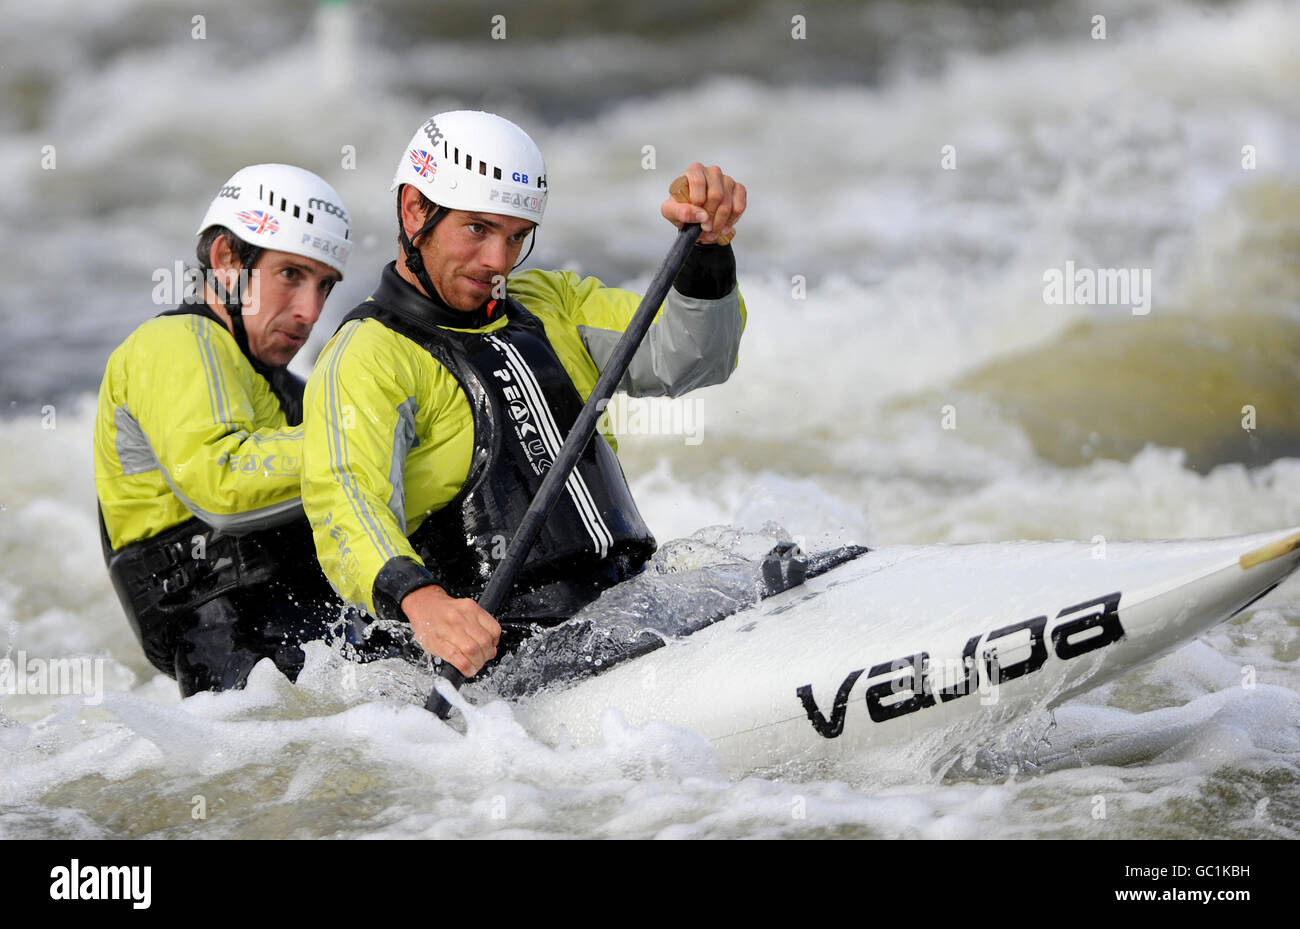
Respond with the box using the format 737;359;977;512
195;226;261;272
397;187;442;246
412;189;439;219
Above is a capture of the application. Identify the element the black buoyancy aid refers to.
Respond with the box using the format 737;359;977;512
100;511;329;675
341;265;656;617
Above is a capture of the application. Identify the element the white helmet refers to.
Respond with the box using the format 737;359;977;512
391;110;547;224
196;163;352;277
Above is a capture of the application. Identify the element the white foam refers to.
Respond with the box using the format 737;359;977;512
3;0;1299;840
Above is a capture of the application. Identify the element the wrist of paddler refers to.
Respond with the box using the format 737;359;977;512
372;555;438;622
673;241;736;300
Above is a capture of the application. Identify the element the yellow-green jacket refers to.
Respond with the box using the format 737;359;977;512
94;310;307;551
302;262;745;616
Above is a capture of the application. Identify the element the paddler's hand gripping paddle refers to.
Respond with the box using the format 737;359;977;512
424;178;710;718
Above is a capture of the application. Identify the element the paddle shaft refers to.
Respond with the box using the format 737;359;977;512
425;220;703;714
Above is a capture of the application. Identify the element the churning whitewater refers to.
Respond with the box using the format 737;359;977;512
2;0;1299;838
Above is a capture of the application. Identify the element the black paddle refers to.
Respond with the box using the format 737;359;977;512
425;192;712;717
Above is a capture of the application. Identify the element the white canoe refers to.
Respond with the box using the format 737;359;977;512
514;528;1300;771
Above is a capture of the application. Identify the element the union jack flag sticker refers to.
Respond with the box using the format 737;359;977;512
235;209;279;235
409;149;437;178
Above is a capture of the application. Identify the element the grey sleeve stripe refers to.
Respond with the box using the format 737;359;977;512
114;405;160;475
159;464;304;534
577;286;743;398
115;403;302;533
387;397;420;535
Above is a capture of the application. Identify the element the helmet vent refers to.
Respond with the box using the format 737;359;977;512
493;167;502;180
260;183;323;225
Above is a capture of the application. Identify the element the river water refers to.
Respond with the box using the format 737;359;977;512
1;0;1298;839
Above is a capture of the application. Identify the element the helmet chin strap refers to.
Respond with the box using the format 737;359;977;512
208;257;261;367
512;229;537;273
398;195;449;302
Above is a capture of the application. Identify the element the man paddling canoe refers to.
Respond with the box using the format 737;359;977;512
301;110;747;678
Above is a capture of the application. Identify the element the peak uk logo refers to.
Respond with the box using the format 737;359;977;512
235;209;279;235
409;149;437;178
